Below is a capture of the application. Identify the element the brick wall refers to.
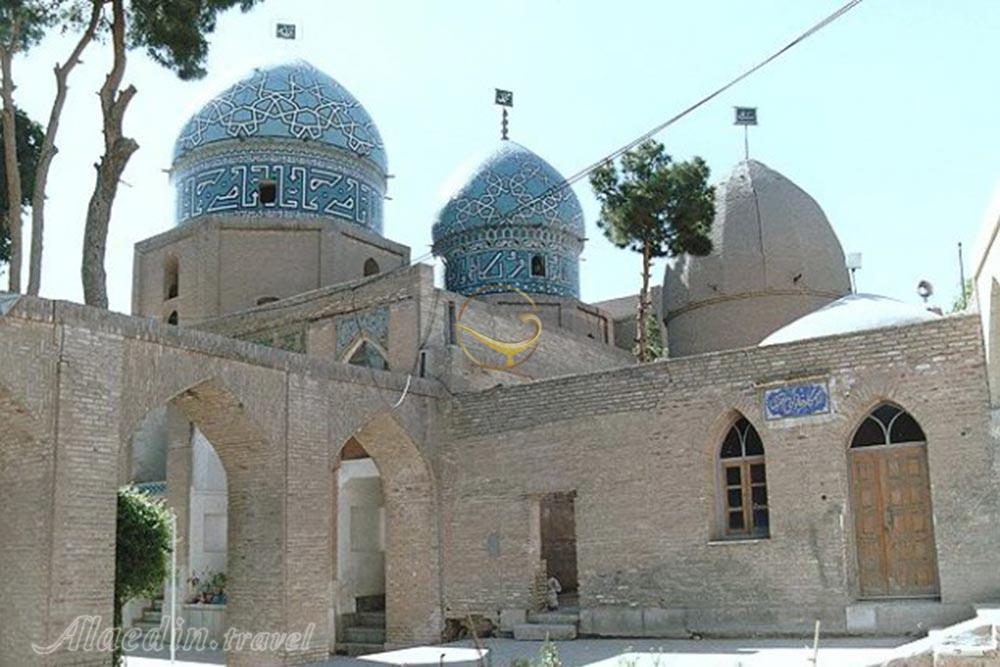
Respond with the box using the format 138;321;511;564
440;314;1000;634
0;296;443;665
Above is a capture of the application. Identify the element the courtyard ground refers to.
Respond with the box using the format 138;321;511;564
124;635;909;667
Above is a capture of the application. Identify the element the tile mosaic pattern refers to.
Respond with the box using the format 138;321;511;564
763;381;831;420
173;60;386;171
335;307;389;358
433;141;585;298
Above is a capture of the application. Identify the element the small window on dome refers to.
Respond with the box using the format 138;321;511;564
258;179;277;205
363;258;380;277
256;296;279;306
531;254;546;277
166;311;179;326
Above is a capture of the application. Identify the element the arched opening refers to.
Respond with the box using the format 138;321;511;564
363;258;380;277
164;256;179;300
257;178;277;205
331;414;441;649
166;311;179;326
346;338;389;371
849;402;939;598
718;415;769;539
119;379;291;662
531;254;547;277
123;403;231;654
332;437;385;655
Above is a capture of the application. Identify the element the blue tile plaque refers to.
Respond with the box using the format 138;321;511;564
763;381;830;420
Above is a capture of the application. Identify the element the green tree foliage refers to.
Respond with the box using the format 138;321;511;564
0;106;43;264
82;0;264;307
128;0;262;80
114;486;172;665
590;140;715;361
640;311;664;360
0;1;55;51
950;278;973;313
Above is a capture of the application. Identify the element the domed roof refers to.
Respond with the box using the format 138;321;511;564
664;159;850;313
432;141;585;242
172;60;386;172
759;293;940;346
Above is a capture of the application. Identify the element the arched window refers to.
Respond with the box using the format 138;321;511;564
257;179;277;205
363;258;380;277
851;403;926;448
347;340;389;371
166;311;179;326
531;254;546;277
164;256;179;300
719;417;769;538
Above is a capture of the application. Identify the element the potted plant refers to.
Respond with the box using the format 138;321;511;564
210;572;227;604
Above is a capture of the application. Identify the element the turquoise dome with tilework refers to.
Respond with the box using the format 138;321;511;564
432;141;585;298
171;60;387;234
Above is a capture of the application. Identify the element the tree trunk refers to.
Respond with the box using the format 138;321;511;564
0;35;23;293
635;240;652;362
81;0;137;308
27;1;102;296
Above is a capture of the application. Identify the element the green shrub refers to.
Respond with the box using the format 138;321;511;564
114;486;172;665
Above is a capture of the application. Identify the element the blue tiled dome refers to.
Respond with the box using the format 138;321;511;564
433;142;586;298
173;60;386;171
170;60;388;234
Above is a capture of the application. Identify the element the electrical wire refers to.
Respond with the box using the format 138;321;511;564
233;0;866;405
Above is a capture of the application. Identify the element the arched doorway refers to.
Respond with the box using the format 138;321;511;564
849;403;939;598
125;406;230;648
332;413;442;648
333;437;386;655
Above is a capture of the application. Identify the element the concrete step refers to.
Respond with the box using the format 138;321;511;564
142;610;162;623
132;619;163;633
151;598;163;612
335;642;384;657
343;626;386;644
513;623;577;641
356;594;386;613
528;611;580;625
353;611;386;628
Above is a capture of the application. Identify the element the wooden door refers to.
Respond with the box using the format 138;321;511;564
540;492;578;593
851;444;939;598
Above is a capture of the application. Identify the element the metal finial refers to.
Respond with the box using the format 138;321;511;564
734;106;757;160
495;89;513;140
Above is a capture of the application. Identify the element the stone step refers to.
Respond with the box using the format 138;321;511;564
527;611;579;625
356;594;386;613
151;598;163;612
142;610;162;623
343;626;386;644
353;611;386;628
336;642;384;657
132;619;163;633
513;623;577;641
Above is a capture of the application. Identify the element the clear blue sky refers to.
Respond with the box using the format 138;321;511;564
9;0;1000;313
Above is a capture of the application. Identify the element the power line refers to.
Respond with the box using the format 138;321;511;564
496;0;866;224
236;0;865;324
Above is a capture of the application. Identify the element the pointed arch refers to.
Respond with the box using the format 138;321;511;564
715;411;769;539
333;411;441;645
343;335;390;371
847;400;939;597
